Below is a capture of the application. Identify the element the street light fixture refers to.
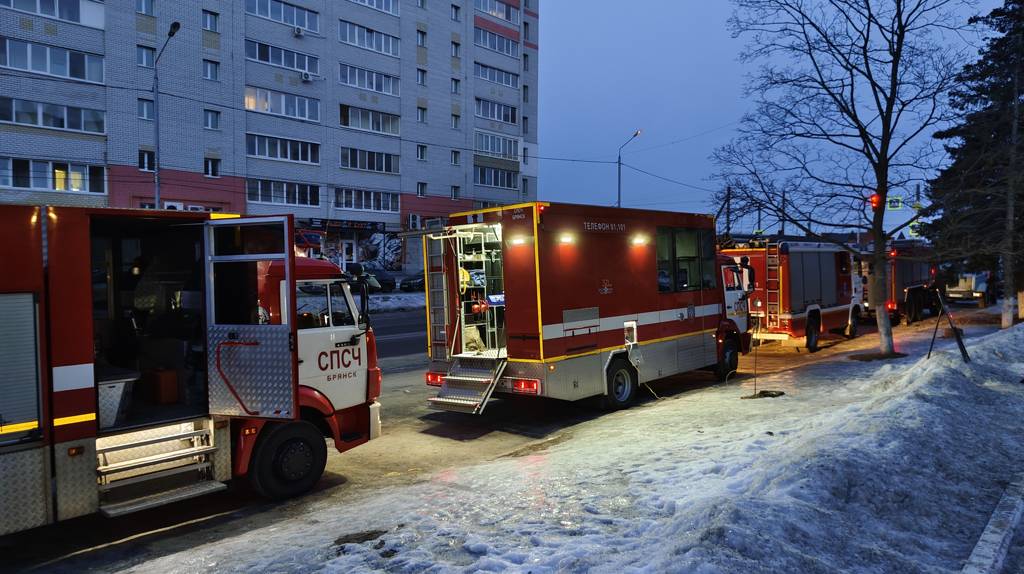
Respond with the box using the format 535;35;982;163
617;129;642;208
152;21;181;209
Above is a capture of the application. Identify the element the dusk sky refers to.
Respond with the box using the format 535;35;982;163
538;0;1003;228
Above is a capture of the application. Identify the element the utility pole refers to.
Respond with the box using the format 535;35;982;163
616;129;642;208
1005;20;1020;327
757;206;762;234
725;186;732;235
152;21;181;209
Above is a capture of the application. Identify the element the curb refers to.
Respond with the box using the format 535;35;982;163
962;477;1024;574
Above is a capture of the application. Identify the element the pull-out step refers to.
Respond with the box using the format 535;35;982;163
428;357;506;414
100;481;227;518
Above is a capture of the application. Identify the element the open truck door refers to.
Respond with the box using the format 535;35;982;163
204;216;298;419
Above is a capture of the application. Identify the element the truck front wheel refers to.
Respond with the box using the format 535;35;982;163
250;421;328;500
715;338;739;382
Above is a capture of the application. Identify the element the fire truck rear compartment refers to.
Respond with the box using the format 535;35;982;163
90;217;208;432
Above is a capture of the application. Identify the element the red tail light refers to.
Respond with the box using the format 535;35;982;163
425;372;445;387
512;378;540;394
886;300;897;311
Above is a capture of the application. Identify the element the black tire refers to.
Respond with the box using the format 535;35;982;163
249;421;328;500
603;358;637;410
715;337;740;382
845;308;860;339
911;292;924;322
805;315;820;352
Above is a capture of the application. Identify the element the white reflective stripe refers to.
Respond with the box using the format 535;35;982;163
776;303;850;320
542;304;724;341
52;363;94;392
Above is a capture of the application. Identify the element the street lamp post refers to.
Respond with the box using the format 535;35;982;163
616;129;642;208
152;21;181;209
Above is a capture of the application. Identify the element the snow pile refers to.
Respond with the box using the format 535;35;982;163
369;292;425;313
115;327;1024;574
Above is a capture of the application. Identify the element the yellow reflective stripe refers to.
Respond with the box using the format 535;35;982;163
0;420;39;435
53;413;96;426
422;237;432;358
209;212;241;220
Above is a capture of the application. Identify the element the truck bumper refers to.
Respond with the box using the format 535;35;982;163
368;401;381;440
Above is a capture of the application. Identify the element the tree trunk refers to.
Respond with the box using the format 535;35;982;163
1005;23;1020;329
871;249;895;354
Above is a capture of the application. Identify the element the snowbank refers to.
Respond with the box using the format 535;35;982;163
369;292;425;313
113;326;1024;573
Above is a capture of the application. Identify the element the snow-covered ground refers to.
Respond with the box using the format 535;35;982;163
114;326;1024;573
369;292;425;313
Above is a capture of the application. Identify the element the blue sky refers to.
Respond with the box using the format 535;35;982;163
537;0;1003;224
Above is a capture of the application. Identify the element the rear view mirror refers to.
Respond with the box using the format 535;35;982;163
356;281;371;329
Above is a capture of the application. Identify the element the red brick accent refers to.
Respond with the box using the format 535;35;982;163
525;41;538;50
475;15;520;42
524;9;538;18
107;165;246;213
401;193;475;221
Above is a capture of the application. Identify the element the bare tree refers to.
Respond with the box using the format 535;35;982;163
715;0;970;354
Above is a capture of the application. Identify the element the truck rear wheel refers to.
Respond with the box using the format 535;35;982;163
805;315;820;352
845;308;860;339
250;421;328;500
603;358;637;410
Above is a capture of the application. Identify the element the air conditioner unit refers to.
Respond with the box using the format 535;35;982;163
300;71;313;82
163;201;184;211
407;214;421;230
186;205;206;212
293;26;304;37
424;217;444;230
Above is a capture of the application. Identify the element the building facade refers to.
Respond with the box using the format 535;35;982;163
0;0;538;271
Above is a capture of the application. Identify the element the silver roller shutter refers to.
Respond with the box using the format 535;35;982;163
0;293;41;443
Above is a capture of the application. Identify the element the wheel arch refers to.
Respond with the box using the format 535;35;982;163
298;385;343;446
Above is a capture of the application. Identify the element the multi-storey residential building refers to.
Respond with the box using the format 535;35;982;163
0;0;538;271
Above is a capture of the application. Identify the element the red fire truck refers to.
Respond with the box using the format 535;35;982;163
422;203;753;414
0;205;381;536
857;241;939;325
721;238;862;351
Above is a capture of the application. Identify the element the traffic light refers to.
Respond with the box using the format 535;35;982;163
869;193;881;211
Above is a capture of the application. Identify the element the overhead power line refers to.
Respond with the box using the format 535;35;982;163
621;163;718;193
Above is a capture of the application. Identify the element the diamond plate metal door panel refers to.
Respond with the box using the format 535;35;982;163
207;325;294;418
55;439;99;520
0;447;51;535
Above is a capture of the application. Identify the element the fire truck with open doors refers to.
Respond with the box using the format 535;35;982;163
721;238;863;351
422;203;754;414
0;205;381;536
856;240;939;325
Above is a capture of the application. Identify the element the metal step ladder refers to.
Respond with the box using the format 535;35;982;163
95;419;226;517
428;357;507;414
765;243;782;329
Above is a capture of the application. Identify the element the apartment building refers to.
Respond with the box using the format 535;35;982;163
0;0;538;271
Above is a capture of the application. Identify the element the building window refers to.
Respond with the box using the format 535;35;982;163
451;113;460;129
246;133;321;164
451;41;461;57
416;30;426;47
523;84;529;102
136;0;154;16
204;157;220;177
137;45;155;68
204;109;221;130
5;0;92;25
521;177;528;199
346;0;399;17
474;27;519;58
416;144;427;160
246;178;321;206
245;0;320;33
417;106;427;123
138;150;155;171
246;86;321;122
334;188;400;212
339;63;399;96
417;181;427;197
523;53;529;71
450;150;460;165
523;21;530;41
416;68;426;85
474;62;519;88
475;130;519;159
202;10;219;32
339;104;399;135
245;40;319;74
137;98;154;120
474;0;519;24
655;228;718;293
417;0;425;7
340;147;399;173
451;4;461;21
339;20;400;57
474;166;519;189
475;98;517;124
203;59;220;80
522;147;528;164
0;97;105;133
451;185;460;199
0;156;105;193
451;78;461;94
522;116;529;134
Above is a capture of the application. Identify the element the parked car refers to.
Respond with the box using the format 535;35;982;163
400;275;425;292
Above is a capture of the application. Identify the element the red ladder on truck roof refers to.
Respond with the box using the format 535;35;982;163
765;242;782;329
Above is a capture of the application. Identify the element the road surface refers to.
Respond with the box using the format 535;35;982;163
370;308;427;358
